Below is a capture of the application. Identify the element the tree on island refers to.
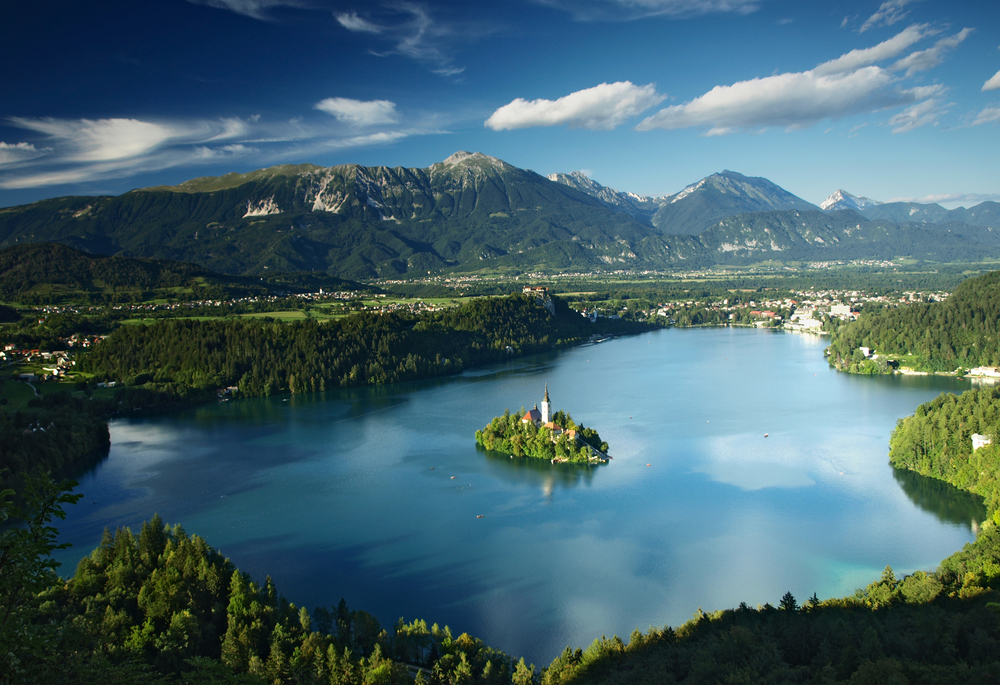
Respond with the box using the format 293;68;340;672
475;391;609;462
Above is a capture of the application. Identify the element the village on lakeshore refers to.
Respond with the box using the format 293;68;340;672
475;384;611;464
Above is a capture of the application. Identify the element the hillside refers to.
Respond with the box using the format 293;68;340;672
2;154;1000;278
854;200;1000;228
697;209;1000;264
827;269;1000;373
545;171;663;223
0;152;668;279
0;243;369;303
650;171;819;235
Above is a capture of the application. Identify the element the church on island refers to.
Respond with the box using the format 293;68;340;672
520;384;578;441
476;383;610;463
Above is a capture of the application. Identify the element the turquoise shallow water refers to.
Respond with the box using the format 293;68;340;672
54;327;984;665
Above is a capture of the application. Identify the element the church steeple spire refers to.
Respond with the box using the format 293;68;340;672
544;384;550;403
541;383;551;424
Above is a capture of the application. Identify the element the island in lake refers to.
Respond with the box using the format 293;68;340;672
475;385;611;463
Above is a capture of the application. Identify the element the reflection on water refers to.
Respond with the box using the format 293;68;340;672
479;444;603;492
892;467;987;530
51;328;984;666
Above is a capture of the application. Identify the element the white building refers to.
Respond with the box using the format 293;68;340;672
972;434;992;451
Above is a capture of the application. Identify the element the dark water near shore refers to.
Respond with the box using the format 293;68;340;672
54;327;984;665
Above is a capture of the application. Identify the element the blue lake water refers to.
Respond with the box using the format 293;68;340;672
54;327;985;665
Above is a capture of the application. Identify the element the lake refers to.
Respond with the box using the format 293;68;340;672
53;327;985;666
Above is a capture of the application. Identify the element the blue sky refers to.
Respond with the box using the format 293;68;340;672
2;0;998;209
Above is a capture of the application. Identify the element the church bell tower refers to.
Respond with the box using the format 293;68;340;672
541;384;551;424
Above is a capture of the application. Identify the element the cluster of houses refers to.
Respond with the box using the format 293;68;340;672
2;345;77;379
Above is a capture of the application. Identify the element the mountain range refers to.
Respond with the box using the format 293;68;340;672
1;151;997;279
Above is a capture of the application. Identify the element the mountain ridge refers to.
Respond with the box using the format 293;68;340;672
2;152;999;278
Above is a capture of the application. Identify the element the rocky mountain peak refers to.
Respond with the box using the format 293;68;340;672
821;189;881;212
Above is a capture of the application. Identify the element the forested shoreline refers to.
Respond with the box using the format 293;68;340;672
827;270;1000;374
80;294;645;397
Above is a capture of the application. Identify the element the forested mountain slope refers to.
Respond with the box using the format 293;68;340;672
0;242;369;304
3;154;1000;278
0;153;669;279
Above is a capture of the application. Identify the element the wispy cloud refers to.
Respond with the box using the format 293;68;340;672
813;24;930;76
890;192;1000;206
485;82;665;130
893;28;973;76
888;98;947;133
315;98;399;125
8;118;197;163
335;10;383;33
859;0;912;33
970;105;1000;126
0;111;446;190
186;0;305;21
536;0;760;22
984;69;1000;91
0;142;49;165
336;3;483;77
636;25;956;135
321;130;418;149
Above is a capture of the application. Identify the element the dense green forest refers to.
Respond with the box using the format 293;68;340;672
0;392;110;492
80;294;640;397
1;476;537;683
475;409;609;462
888;386;1000;519
5;467;1000;684
0;384;215;491
827;269;1000;372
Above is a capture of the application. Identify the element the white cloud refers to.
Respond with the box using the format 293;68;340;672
970;105;1000;126
321;130;418;149
637;67;921;133
893;28;973;76
486;82;665;131
536;0;760;21
813;24;930;76
984;69;1000;91
193;143;258;159
888;98;946;133
860;0;912;33
890;192;1000;205
314;98;399;126
8;118;185;162
336;11;383;33
336;3;479;77
206;117;252;141
186;0;304;21
0;142;49;165
637;25;958;135
0;112;448;190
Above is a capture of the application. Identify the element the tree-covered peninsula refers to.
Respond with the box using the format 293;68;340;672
81;292;647;396
888;385;1000;519
827;269;1000;374
476;385;609;463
